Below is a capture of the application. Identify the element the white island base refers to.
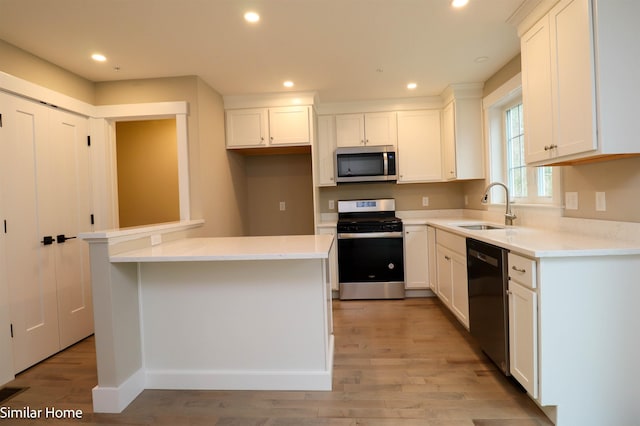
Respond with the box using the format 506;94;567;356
81;223;335;413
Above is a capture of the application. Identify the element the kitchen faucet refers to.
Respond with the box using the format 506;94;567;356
481;182;517;226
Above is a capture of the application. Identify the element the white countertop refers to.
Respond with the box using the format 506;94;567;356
110;234;334;262
427;218;640;258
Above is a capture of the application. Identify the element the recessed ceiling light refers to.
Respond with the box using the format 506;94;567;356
407;82;417;90
91;53;107;62
451;0;469;8
474;56;489;63
283;81;294;88
244;11;260;23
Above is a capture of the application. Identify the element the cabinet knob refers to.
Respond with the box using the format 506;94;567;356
270;136;274;141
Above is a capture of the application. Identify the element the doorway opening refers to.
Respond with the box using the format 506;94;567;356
115;119;180;228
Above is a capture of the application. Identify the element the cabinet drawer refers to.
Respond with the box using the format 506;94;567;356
508;252;536;289
435;229;466;255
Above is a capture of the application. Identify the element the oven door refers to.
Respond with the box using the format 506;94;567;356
337;232;404;283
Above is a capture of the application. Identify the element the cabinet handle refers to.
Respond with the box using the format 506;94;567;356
544;144;558;151
511;265;526;273
270;136;274;141
56;234;77;244
41;235;54;245
444;255;451;261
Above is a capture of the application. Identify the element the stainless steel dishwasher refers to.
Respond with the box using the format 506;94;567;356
466;238;510;375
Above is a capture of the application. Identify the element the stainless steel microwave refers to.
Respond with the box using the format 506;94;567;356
335;145;397;183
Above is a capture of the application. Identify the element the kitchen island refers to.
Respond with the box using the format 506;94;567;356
80;221;335;413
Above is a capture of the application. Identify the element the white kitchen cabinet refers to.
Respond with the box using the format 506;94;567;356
226;106;311;149
315;115;337;186
435;229;468;328
427;226;437;292
0;92;94;373
397;110;442;183
403;224;429;289
520;0;640;165
335;112;397;148
441;94;484;180
508;253;538;399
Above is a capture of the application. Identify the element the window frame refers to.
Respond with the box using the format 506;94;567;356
483;73;561;208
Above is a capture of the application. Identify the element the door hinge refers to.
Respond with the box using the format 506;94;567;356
90;214;95;225
0;113;3;128
3;220;6;233
10;324;13;338
87;135;91;147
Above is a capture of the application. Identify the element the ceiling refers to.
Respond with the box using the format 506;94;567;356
0;0;525;102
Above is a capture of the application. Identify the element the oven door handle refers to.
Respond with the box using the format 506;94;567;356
338;231;403;239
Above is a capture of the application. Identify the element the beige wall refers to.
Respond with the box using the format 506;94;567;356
115;119;180;227
0;39;95;103
563;157;640;222
95;76;248;236
318;181;466;213
246;154;314;236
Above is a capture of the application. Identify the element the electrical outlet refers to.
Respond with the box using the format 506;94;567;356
329;200;335;210
565;192;579;210
279;201;286;211
595;192;606;211
422;196;429;207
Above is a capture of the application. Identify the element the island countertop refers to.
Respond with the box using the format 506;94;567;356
110;234;334;262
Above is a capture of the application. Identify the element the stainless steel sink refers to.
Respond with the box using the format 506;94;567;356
457;224;504;230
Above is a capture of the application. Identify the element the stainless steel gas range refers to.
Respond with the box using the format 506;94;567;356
336;198;404;300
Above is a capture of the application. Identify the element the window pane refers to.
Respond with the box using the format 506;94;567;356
506;103;527;198
537;166;553;197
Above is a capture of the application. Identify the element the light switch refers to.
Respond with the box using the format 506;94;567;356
279;201;286;211
565;192;578;210
595;192;606;211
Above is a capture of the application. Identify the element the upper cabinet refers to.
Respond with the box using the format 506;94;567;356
519;0;640;165
335;112;397;148
316;115;337;186
226;106;312;149
397;110;442;183
440;84;484;180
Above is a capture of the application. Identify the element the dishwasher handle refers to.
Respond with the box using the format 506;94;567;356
468;248;499;268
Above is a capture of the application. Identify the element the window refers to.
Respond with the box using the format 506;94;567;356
505;102;553;203
484;73;560;207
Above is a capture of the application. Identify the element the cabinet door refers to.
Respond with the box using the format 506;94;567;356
509;281;538;398
441;102;456;180
427;227;437;292
404;225;428;289
450;251;469;328
316;115;337;186
268;106;311;146
335;114;365;147
397;110;442;183
0;94;60;373
549;0;597;158
225;108;268;148
436;245;452;306
364;112;397;147
522;15;554;163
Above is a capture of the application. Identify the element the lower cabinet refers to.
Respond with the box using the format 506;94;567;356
435;229;469;328
404;224;429;289
507;252;538;398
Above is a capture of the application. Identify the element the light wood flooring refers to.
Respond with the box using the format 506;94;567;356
3;298;552;425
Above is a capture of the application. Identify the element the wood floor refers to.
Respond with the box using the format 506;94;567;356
3;298;552;425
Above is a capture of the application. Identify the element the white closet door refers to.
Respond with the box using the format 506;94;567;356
0;93;60;373
44;109;93;349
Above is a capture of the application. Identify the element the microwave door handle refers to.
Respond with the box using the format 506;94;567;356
383;152;388;176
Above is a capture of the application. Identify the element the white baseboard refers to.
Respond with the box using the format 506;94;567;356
92;368;145;413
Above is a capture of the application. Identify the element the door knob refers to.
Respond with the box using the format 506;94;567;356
56;234;77;244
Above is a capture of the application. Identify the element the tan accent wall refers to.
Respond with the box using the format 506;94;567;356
246;154;314;236
115;119;179;227
0;39;95;104
318;181;466;213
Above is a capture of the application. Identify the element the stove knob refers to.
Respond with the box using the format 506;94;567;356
388;263;395;270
